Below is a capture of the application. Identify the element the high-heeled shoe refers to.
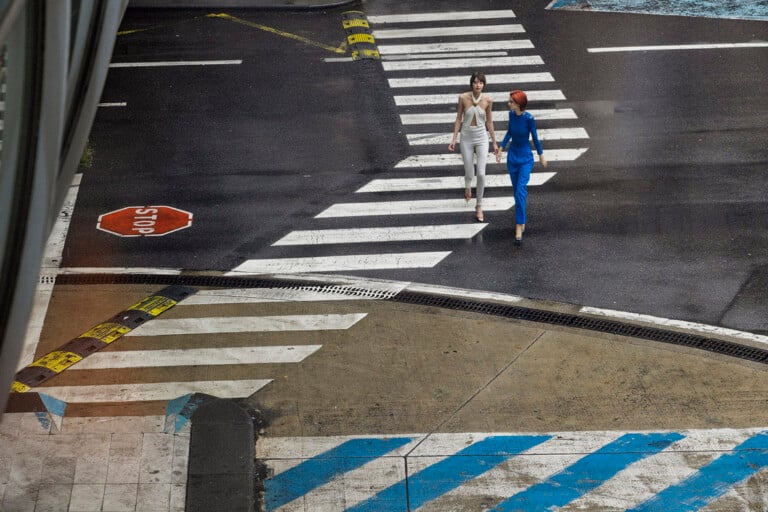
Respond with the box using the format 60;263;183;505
514;235;523;246
476;207;484;222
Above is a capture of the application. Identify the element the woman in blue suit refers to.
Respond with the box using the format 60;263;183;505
497;90;548;244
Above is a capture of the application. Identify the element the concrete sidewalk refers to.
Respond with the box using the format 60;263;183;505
3;276;768;510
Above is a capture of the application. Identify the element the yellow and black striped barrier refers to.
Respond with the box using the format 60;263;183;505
342;11;379;60
10;285;196;393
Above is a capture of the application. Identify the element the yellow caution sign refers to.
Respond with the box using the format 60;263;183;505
129;295;177;316
30;351;83;373
78;322;132;344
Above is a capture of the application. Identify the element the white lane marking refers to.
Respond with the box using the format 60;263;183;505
395;90;565;106
406;128;588;145
71;345;323;369
395;148;588;168
18;175;82;370
33;379;271;403
400;109;578;124
382;56;543;71
125;314;368;336
379;40;534;55
589;42;768;53
367;10;517;24
373;24;525;39
57;267;182;275
404;283;524;304
98;102;127;107
580;307;768;346
109;60;243;67
355;173;556;193
315;198;515;218
181;287;390;304
273;224;487;245
389;72;553;88
227;252;452;274
381;51;509;60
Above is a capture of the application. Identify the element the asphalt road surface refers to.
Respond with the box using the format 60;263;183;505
67;0;768;333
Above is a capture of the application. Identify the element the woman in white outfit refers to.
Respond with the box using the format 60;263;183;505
448;72;499;222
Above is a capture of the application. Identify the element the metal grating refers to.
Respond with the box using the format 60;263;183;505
51;273;768;365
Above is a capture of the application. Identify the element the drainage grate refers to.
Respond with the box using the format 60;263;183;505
51;273;768;366
392;291;768;365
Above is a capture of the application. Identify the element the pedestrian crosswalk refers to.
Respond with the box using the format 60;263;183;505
258;429;768;511
231;7;589;277
29;286;382;409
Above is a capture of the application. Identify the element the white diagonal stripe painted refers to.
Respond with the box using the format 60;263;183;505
373;24;525;39
125;314;367;336
273;224;487;246
72;346;323;369
389;72;553;88
400;109;578;124
314;198;515;218
227;252;452;274
378;40;533;55
381;51;509;60
367;10;516;24
382;56;544;71
34;379;272;403
395;149;587;168
356;173;556;193
395;90;565;106
407;128;588;145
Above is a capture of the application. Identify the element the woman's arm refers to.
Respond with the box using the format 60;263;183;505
529;115;547;167
448;95;465;152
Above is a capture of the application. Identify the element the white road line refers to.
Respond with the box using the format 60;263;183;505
373;24;525;39
395;90;565;106
379;40;534;55
273;225;487;246
125;314;367;336
181;287;393;304
580;307;768;346
381;51;509;60
109;60;243;68
367;10;517;24
400;109;578;124
314;198;515;218
33;379;272;403
97;102;127;107
406;128;588;145
71;345;323;369
227;252;452;274
388;72;553;88
382;56;544;71
588;42;768;53
355;173;556;193
57;267;182;275
395;149;588;168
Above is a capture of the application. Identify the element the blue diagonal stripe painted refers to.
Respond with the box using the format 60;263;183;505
346;435;552;512
493;432;685;511
265;437;412;510
629;430;768;512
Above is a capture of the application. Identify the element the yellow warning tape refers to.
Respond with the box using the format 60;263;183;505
30;351;83;373
78;322;132;344
347;33;375;45
129;295;177;317
342;19;369;29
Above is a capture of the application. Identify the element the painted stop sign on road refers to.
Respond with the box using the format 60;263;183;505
97;206;193;237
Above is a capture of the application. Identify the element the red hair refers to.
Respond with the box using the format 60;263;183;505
510;90;528;111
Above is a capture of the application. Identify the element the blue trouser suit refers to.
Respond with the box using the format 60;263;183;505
507;161;533;224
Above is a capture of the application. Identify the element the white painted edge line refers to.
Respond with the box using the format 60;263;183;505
404;283;524;305
324;57;355;63
580;306;768;346
57;267;183;275
588;42;768;53
98;102;127;107
109;59;243;68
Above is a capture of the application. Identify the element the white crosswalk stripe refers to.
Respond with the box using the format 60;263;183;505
233;6;589;278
